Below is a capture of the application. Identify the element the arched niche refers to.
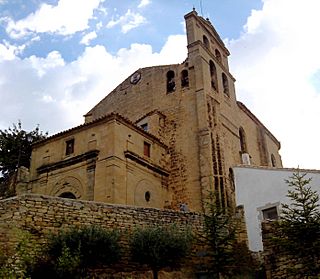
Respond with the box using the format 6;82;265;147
50;176;83;199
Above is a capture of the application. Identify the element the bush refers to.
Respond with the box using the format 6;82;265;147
31;226;121;278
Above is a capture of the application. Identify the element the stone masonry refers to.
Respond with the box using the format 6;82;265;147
262;221;320;279
0;194;209;278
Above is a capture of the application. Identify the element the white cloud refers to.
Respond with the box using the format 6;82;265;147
0;34;186;135
138;0;151;8
96;22;103;30
80;31;97;46
5;0;102;38
0;41;25;61
106;9;146;33
29;51;65;77
228;0;320;169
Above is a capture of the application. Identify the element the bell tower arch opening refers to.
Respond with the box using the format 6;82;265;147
203;35;210;49
209;60;218;91
166;70;176;93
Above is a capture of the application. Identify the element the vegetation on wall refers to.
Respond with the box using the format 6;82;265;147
0;228;42;278
0;200;267;278
31;226;121;278
1;224;195;278
130;225;192;279
273;171;320;277
0;121;47;198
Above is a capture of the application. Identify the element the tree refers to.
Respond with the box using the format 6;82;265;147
0;121;47;197
130;225;192;279
202;193;238;278
201;192;257;278
275;171;320;277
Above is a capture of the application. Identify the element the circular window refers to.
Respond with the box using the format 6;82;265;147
145;191;151;202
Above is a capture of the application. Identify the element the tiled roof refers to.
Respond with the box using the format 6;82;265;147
33;112;167;148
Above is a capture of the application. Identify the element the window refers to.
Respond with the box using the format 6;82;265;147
262;206;278;220
209;60;218;91
65;139;74;156
181;70;189;87
203;35;210;49
143;142;151;157
141;123;148;131
271;154;276;167
222;73;229;95
239;127;247;153
215;49;222;63
145;191;151;202
166;70;175;93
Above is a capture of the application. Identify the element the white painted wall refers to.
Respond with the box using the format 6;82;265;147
234;166;320;252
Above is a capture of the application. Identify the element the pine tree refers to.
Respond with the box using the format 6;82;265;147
276;171;320;277
203;196;237;278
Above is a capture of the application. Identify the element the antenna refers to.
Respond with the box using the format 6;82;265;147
199;0;204;16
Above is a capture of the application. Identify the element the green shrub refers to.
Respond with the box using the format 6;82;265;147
31;225;121;278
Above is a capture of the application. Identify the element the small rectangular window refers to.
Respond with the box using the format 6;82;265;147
65;139;74;156
143;142;150;157
262;206;278;220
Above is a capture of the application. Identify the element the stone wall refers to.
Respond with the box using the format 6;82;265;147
262;221;320;279
0;194;208;278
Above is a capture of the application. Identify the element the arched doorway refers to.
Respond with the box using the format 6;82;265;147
59;192;77;199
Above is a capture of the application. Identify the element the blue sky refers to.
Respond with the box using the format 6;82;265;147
0;0;320;169
0;0;262;59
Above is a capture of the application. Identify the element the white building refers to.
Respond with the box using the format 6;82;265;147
234;166;320;252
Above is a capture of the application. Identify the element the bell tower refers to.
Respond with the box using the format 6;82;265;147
184;9;238;209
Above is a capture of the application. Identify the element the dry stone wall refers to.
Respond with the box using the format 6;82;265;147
0;194;208;278
262;221;320;279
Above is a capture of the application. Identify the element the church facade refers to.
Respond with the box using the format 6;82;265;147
22;10;282;212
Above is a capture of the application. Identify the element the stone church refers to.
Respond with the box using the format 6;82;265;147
20;10;282;212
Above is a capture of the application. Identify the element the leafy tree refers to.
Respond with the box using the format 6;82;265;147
130;225;192;279
0;121;47;197
31;226;121;278
274;171;320;277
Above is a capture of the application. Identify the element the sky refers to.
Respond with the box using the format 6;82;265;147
0;0;319;170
